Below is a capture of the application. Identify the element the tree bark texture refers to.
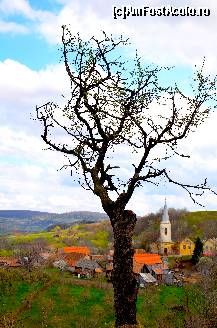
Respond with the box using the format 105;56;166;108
111;210;139;327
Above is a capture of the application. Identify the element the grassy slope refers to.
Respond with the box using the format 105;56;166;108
6;222;111;249
185;211;217;225
0;267;201;328
182;211;217;239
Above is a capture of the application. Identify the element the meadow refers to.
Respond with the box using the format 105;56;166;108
0;267;205;328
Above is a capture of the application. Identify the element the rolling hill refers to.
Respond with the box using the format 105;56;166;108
0;210;108;235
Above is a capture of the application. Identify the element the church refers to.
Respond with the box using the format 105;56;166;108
151;199;195;256
158;199;174;255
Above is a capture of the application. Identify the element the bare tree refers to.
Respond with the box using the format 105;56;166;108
36;26;217;327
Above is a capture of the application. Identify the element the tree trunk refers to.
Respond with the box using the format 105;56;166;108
111;209;139;327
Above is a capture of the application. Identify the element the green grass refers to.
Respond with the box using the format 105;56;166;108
18;282;114;328
0;268;206;328
137;286;186;328
185;211;217;225
6;222;111;250
159;285;184;305
0;278;42;317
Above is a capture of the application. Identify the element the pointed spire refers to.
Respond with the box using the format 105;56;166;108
162;198;170;222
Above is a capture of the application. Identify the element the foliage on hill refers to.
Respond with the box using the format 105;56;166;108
0;221;113;254
0;210;108;235
1;209;217;253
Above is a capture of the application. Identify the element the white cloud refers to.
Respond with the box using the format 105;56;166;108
0;20;28;33
1;0;217;69
0;158;103;212
0;0;34;18
1;0;217;214
0;0;53;21
31;0;217;71
0;59;70;103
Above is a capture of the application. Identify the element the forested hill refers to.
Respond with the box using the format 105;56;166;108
0;210;53;219
0;210;108;235
134;210;217;245
1;208;217;239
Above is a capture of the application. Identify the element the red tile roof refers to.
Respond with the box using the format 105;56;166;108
133;262;144;274
64;253;88;267
0;257;20;267
134;253;162;265
152;267;163;275
203;251;215;257
91;255;105;260
63;247;90;255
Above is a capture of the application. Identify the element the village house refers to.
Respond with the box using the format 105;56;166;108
133;253;169;282
175;238;195;256
137;273;157;287
203;238;217;256
53;246;104;277
64;252;90;267
75;259;104;278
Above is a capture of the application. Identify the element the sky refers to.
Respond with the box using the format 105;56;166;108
0;0;217;216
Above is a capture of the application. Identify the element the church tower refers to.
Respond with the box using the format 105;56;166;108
157;199;174;255
160;199;172;243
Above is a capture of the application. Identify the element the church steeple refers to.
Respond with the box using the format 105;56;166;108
159;198;172;243
162;198;170;223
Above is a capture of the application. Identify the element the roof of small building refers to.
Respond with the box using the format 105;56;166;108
63;253;87;267
133;262;144;274
76;259;101;270
0;257;20;267
134;253;162;265
203;251;216;257
139;273;157;283
91;255;105;261
178;238;194;244
63;246;90;255
152;267;163;275
204;238;217;245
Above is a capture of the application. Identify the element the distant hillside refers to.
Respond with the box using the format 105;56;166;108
185;211;217;225
0;210;53;219
1;208;217;240
0;210;108;235
183;211;217;239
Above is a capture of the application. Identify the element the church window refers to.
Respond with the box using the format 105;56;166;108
165;228;167;235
